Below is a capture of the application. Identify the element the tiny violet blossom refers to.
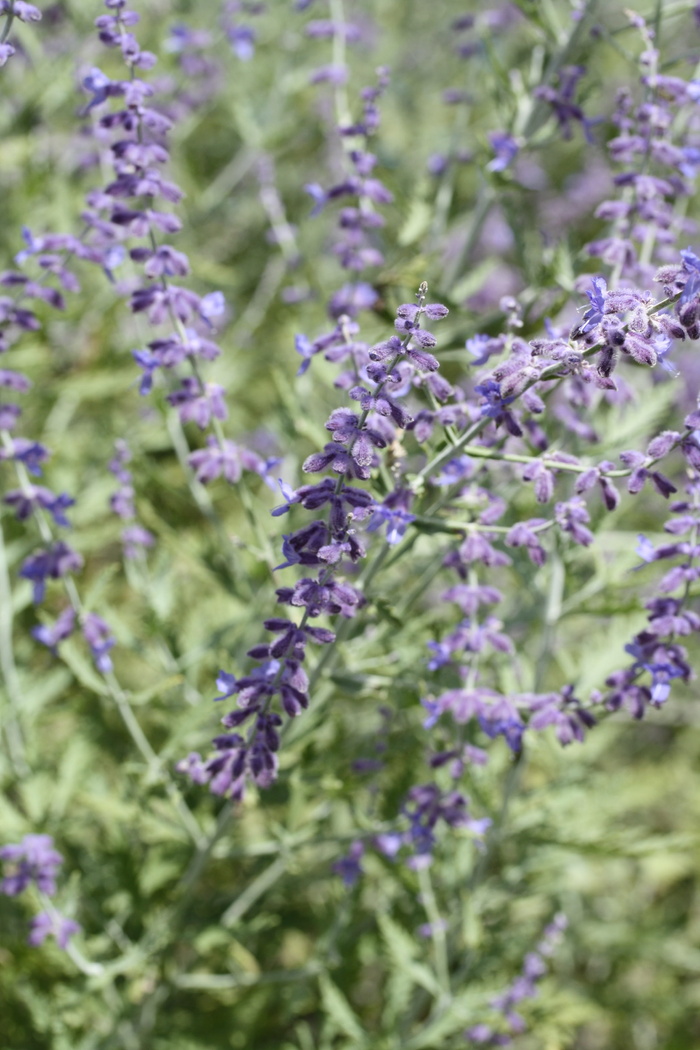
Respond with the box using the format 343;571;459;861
366;500;416;545
28;911;80;949
20;541;84;604
122;524;155;559
0;834;64;897
82;613;116;674
486;132;519;172
32;606;77;653
465;915;568;1045
332;840;365;886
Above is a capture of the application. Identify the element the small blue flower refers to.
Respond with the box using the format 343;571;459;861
635;534;656;563
214;671;237;701
303;183;327;216
294;333;314;376
579;275;607;333
680;248;700;304
199;291;226;326
366;503;415;545
653;334;679;377
81;67;112;112
486;132;519;172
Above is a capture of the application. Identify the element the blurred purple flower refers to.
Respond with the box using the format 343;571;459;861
0;834;63;897
28;911;80;950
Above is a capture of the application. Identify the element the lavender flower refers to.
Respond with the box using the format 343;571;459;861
20;541;84;604
333;840;365;886
82;613;116;675
28;910;80;949
183;286;450;800
466;915;568;1045
0;834;63;897
534;65;597;142
32;606;77;653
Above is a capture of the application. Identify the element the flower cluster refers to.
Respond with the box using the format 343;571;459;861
180;286;450;800
465;914;568;1046
604;457;700;717
108;439;155;560
160;23;222;125
0;834;79;949
302;60;391;327
81;2;281;496
221;0;265;63
586;11;700;284
417;260;700;766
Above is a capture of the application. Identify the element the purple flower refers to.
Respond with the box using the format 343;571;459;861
294;333;315;376
0;834;63;897
31;606;77;653
309;63;348;86
199;290;226;325
577;275;607;334
81;66;113;111
122;524;155;559
478;700;524;752
427;153;449;177
366;502;415;545
333;840;365;886
225;24;256;61
188;436;270;485
474;380;522;436
166;378;227;428
82;613;116;674
466;333;506;366
20;542;84;604
403;783;486;858
28;911;80;950
624;638;687;705
328;282;378;319
487;132;519;172
534;65;597;142
4;485;74;526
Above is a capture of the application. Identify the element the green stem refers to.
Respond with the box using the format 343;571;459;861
37;892;104;977
0;1;15;45
0;515;28;776
417;865;451;1005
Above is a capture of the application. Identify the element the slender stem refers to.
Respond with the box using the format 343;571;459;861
328;0;352;132
412;514;554;537
0;1;15;45
220;853;288;928
178;801;233;895
0;516;28;776
104;670;205;847
417;865;451;1005
534;548;565;692
441;187;495;292
37;892;104;978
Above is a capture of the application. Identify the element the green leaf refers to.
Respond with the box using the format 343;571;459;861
318;974;367;1043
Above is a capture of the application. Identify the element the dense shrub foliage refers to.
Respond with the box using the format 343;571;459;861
2;1;700;1047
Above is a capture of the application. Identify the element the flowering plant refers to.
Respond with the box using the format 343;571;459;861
2;1;700;1046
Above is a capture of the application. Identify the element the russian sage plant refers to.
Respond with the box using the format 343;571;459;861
2;2;700;1048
